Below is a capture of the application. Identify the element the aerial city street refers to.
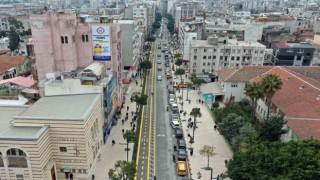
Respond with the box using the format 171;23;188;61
0;0;320;180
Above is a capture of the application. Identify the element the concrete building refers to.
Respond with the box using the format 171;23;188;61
30;11;123;107
0;15;31;32
133;4;149;34
202;27;245;41
174;2;198;29
272;42;315;66
117;20;143;81
0;93;103;180
189;36;266;75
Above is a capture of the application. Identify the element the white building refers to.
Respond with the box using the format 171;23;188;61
232;11;251;17
189;36;266;75
133;5;149;33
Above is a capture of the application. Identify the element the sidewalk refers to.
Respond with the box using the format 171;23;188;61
91;78;143;179
171;67;233;179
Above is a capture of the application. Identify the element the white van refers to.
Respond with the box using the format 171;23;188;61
171;103;179;111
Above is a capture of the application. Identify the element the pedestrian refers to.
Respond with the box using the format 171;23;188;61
127;106;129;111
130;97;133;103
126;112;129;117
69;173;73;180
130;122;133;127
122;119;124;124
112;140;115;146
121;104;124;109
122;129;125;134
172;154;176;162
91;174;95;180
136;80;138;86
214;125;217;131
154;176;157;180
174;145;177;151
133;124;136;128
188;118;192;123
190;149;193;156
189;99;191;104
202;100;204;105
131;111;134;116
125;116;128;121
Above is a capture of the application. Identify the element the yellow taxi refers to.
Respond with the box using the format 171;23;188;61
166;73;172;79
177;161;187;176
173;84;188;88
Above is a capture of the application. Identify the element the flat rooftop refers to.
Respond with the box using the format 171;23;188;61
15;94;101;121
0;106;29;134
0;126;48;141
190;40;265;48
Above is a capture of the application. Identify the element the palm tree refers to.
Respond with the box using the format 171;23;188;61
260;74;283;120
244;82;264;120
190;108;202;143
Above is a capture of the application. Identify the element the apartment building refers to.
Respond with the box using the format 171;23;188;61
0;15;30;32
272;42;315;66
189;36;266;75
174;2;198;29
133;5;149;34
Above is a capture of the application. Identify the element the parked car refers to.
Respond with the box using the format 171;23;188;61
158;66;162;71
177;139;186;149
177;150;187;161
171;121;180;129
176;161;187;176
172;115;179;122
168;94;175;100
157;60;161;64
168;89;174;95
157;54;161;57
169;98;175;104
175;129;183;139
157;75;162;81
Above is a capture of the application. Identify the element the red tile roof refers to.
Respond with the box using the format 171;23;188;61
0;76;36;88
287;118;320;140
275;42;290;48
217;66;273;82
0;55;27;74
252;66;320;140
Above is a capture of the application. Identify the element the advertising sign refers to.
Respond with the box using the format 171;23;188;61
92;26;111;61
203;93;214;105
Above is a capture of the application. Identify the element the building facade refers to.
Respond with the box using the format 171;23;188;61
272;42;315;66
0;94;103;180
189;36;266;75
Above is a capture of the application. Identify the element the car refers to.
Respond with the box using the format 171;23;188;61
171;103;179;111
168;89;174;95
177;149;187;161
177;139;186;149
157;66;162;71
177;161;187;176
166;73;172;79
166;69;170;73
172;115;179;122
157;54;161;57
170;121;180;129
169;98;175;104
168;94;175;100
157;75;162;81
166;67;171;71
157;60;161;64
173;84;188;88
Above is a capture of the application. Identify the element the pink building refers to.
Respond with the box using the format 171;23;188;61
30;12;123;108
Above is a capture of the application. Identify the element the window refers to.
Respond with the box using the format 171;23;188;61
287;49;293;52
204;49;207;52
202;69;205;73
213;49;216;52
194;49;197;52
231;57;234;60
61;36;64;44
213;56;216;59
203;56;207;59
86;35;89;42
236;57;240;60
82;35;85;42
232;49;235;53
203;63;206;66
207;63;210;66
306;53;311;56
208;56;211;59
237;49;241;53
59;147;67;153
220;56;223;60
194;55;197;59
193;62;197;66
16;174;24;180
297;49;304;53
192;37;196;40
231;83;238;88
212;63;215;66
64;36;68;44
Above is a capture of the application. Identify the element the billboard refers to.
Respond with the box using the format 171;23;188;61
92;26;111;61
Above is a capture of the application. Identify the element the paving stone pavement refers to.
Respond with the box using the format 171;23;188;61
91;78;143;180
172;72;233;180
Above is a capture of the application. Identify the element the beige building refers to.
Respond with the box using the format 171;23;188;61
189;36;266;75
0;93;103;180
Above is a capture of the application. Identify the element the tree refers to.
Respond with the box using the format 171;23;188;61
244;82;264;120
192;78;206;90
186;82;194;100
8;16;23;30
155;12;162;22
8;28;20;52
211;102;219;109
238;123;258;152
258;115;287;142
174;59;183;68
190;108;202;141
0;31;7;38
227;140;320;180
152;21;161;30
174;68;185;83
19;29;32;36
146;36;156;42
199;145;216;168
108;160;136;180
123;131;136;162
139;61;152;74
217;113;247;144
132;93;148;112
260;74;283;120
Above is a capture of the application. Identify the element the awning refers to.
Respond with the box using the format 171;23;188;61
122;79;131;84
